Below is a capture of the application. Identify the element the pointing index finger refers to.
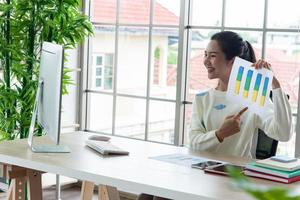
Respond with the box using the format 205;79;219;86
234;107;248;119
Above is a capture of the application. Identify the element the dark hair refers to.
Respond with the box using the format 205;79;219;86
211;31;256;62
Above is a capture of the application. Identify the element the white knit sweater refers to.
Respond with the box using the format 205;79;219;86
189;88;292;158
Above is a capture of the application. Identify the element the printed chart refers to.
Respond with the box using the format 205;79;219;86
227;57;273;115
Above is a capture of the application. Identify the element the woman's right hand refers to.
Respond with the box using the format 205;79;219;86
215;107;248;142
252;59;281;89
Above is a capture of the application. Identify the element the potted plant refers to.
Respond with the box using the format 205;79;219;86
0;0;93;140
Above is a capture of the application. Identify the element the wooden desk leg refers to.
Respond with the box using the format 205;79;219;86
6;177;27;200
80;181;95;200
6;179;16;200
6;167;27;200
6;166;43;200
99;185;120;200
27;169;42;200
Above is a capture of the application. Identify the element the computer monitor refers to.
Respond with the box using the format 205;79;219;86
28;42;70;153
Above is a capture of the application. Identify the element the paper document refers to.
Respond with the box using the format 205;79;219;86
227;57;273;116
149;153;208;167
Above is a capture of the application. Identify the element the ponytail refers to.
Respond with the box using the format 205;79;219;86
211;31;257;63
240;41;256;63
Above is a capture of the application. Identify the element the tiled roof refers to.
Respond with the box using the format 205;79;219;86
189;50;217;91
92;0;179;25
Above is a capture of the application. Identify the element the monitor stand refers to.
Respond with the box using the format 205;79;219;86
28;80;70;153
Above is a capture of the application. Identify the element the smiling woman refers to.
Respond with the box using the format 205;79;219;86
204;31;256;91
189;31;292;158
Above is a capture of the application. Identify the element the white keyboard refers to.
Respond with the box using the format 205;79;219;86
85;140;129;155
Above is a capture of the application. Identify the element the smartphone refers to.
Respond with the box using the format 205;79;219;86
204;164;245;176
191;161;223;170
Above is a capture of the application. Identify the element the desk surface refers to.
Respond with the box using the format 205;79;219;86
0;131;300;200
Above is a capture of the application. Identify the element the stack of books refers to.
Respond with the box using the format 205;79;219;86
244;158;300;184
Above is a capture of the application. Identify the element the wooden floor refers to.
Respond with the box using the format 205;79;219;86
0;184;136;200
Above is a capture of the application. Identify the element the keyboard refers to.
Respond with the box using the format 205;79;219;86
85;140;129;155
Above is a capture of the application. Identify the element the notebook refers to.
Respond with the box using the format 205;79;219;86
246;162;300;178
85;140;129;155
255;158;300;171
244;170;300;184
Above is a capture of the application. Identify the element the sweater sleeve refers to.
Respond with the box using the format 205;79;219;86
189;96;220;151
257;88;292;142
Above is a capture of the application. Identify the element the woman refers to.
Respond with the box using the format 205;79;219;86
137;31;292;200
189;31;292;158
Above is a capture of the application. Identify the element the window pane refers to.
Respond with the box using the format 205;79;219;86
191;0;222;26
225;0;264;28
96;68;102;76
151;28;178;100
187;29;219;102
104;78;113;90
91;0;116;23
96;78;102;87
268;0;300;29
265;32;300;157
148;100;175;144
105;67;113;76
96;56;103;65
117;26;149;96
265;32;300;107
115;97;146;139
183;104;193;146
88;93;113;134
119;0;150;24
153;0;180;25
105;54;114;66
90;26;115;91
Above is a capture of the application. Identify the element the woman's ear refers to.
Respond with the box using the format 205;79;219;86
226;57;235;68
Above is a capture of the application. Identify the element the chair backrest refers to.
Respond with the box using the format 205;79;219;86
255;129;278;159
255;91;289;159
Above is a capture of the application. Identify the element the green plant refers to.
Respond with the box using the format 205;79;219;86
0;0;93;140
154;47;160;59
167;46;177;65
227;166;300;200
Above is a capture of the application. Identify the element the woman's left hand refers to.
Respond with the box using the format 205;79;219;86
252;59;281;89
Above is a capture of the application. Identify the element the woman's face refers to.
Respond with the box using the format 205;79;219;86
203;40;234;81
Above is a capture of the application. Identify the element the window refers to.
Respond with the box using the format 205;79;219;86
85;0;180;144
83;0;300;156
92;54;114;90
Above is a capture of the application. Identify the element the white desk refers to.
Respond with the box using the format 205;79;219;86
0;131;300;200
